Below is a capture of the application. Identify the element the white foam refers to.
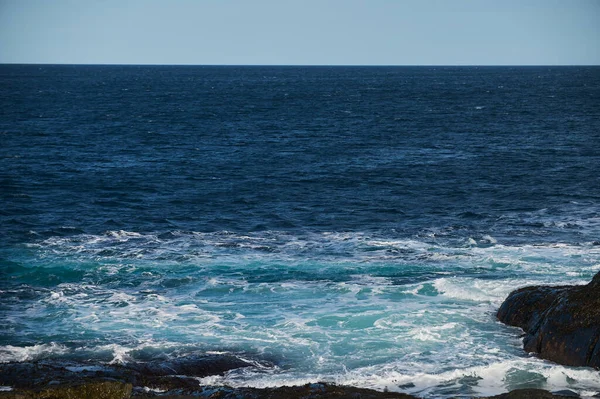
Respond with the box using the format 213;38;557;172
27;230;600;280
105;230;145;240
48;291;66;303
143;387;167;393
373;315;413;330
89;340;185;365
107;292;136;304
202;357;600;398
406;322;461;344
433;278;510;303
10;228;600;398
0;343;69;363
482;235;497;244
95;343;132;364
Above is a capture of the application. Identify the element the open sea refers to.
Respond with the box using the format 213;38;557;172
1;65;600;397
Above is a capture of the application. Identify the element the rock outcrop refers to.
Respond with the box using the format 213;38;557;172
0;358;583;398
497;272;600;368
0;382;577;399
0;381;132;399
482;389;579;399
0;354;256;394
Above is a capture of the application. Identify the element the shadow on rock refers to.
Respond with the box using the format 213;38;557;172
0;354;258;393
497;272;600;368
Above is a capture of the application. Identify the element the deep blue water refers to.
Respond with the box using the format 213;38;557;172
1;65;600;397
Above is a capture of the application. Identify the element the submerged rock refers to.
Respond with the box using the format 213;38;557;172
497;272;600;368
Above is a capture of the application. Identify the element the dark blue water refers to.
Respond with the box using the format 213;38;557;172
2;65;599;241
1;65;600;397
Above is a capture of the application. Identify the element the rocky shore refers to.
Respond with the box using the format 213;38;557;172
497;271;600;368
0;357;584;399
2;273;599;398
0;379;581;399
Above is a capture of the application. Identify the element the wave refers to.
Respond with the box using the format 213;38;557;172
4;341;599;398
198;358;600;398
0;343;69;363
21;229;600;266
3;229;600;398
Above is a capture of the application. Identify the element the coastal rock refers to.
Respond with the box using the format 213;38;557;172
0;354;257;393
128;354;254;377
0;383;580;399
497;272;600;368
0;356;588;398
482;388;579;399
0;381;132;399
179;383;418;399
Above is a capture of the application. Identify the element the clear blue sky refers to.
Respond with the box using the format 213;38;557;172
1;0;599;65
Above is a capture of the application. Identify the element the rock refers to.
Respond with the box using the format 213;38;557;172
482;388;579;398
497;272;600;368
0;354;592;398
129;382;420;398
551;390;580;397
0;383;579;399
0;381;132;399
0;381;418;399
0;354;258;393
128;354;254;377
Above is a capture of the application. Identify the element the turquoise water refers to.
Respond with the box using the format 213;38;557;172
2;231;600;397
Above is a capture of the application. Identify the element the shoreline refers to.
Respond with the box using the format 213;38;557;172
2;273;599;398
0;359;586;399
0;380;582;399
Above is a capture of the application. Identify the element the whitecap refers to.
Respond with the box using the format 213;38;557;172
433;278;498;303
0;343;69;363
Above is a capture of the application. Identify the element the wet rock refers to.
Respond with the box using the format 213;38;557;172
133;383;419;398
0;378;582;399
551;390;580;397
497;272;600;368
482;388;579;398
0;354;257;393
0;356;591;398
128;354;254;377
0;381;132;399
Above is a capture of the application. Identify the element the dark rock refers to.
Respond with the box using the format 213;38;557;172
497;272;600;368
0;356;591;398
0;381;132;399
482;388;579;398
551;390;580;397
0;354;258;393
128;354;254;377
133;383;419;398
0;383;579;399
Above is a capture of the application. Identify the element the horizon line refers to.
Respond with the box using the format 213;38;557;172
1;62;599;68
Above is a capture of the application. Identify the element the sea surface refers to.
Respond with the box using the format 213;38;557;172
1;65;600;397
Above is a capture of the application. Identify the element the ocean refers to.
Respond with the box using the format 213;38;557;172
1;65;599;397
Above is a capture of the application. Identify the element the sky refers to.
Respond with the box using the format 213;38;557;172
0;0;599;65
